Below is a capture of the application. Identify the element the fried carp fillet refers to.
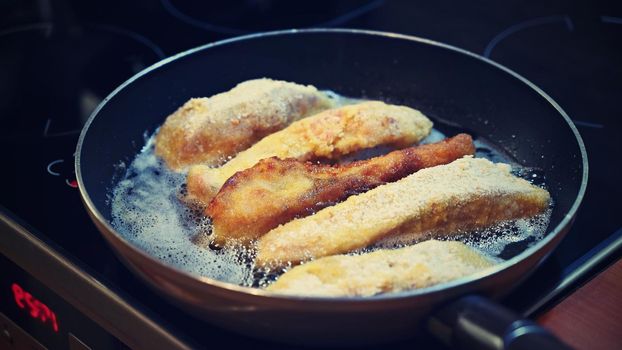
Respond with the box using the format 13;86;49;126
266;240;493;297
206;134;475;246
256;157;550;267
186;101;433;204
155;78;333;170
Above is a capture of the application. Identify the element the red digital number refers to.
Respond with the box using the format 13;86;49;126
25;293;39;318
11;283;59;332
11;283;25;308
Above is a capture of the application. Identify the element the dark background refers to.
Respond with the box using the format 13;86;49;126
0;1;621;348
1;0;620;278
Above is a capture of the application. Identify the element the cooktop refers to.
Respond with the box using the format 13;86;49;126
1;1;621;348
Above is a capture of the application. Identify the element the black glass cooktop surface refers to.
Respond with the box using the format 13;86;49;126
1;1;621;348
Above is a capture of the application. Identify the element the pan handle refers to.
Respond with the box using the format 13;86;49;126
427;295;572;350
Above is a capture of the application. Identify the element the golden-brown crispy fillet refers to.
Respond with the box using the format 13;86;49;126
186;101;433;204
206;134;475;246
256;157;550;267
155;78;333;170
266;240;494;297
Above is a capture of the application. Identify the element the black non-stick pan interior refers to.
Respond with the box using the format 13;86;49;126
78;29;585;259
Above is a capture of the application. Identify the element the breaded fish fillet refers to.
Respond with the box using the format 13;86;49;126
155;78;333;170
206;134;475;246
186;101;433;204
256;157;550;267
266;240;493;297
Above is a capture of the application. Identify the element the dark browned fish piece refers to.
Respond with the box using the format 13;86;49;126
205;134;475;247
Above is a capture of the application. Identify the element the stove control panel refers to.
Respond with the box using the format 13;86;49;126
0;254;127;349
1;311;46;349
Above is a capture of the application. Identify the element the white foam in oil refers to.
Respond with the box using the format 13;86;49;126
110;93;552;290
110;137;254;285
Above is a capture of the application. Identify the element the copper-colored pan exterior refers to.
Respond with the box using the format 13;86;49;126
76;29;587;346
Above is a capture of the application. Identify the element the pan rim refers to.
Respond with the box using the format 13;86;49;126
75;28;588;303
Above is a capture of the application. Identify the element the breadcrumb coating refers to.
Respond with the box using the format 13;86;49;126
186;101;433;204
155;78;333;170
266;240;494;297
256;157;550;267
206;134;474;246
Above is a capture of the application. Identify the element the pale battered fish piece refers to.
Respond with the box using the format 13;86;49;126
206;134;475;246
186;101;433;204
266;240;494;297
155;78;333;170
256;157;550;267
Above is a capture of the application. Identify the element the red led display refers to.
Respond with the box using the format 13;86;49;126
11;283;59;332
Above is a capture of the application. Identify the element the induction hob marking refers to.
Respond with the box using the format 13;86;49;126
601;16;622;25
0;23;52;38
47;158;78;188
571;119;604;129
161;0;384;34
314;0;384;27
65;179;78;188
93;24;165;59
484;15;574;58
43;119;81;138
160;0;244;35
46;159;64;176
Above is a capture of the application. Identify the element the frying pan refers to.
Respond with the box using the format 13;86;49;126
76;29;587;348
